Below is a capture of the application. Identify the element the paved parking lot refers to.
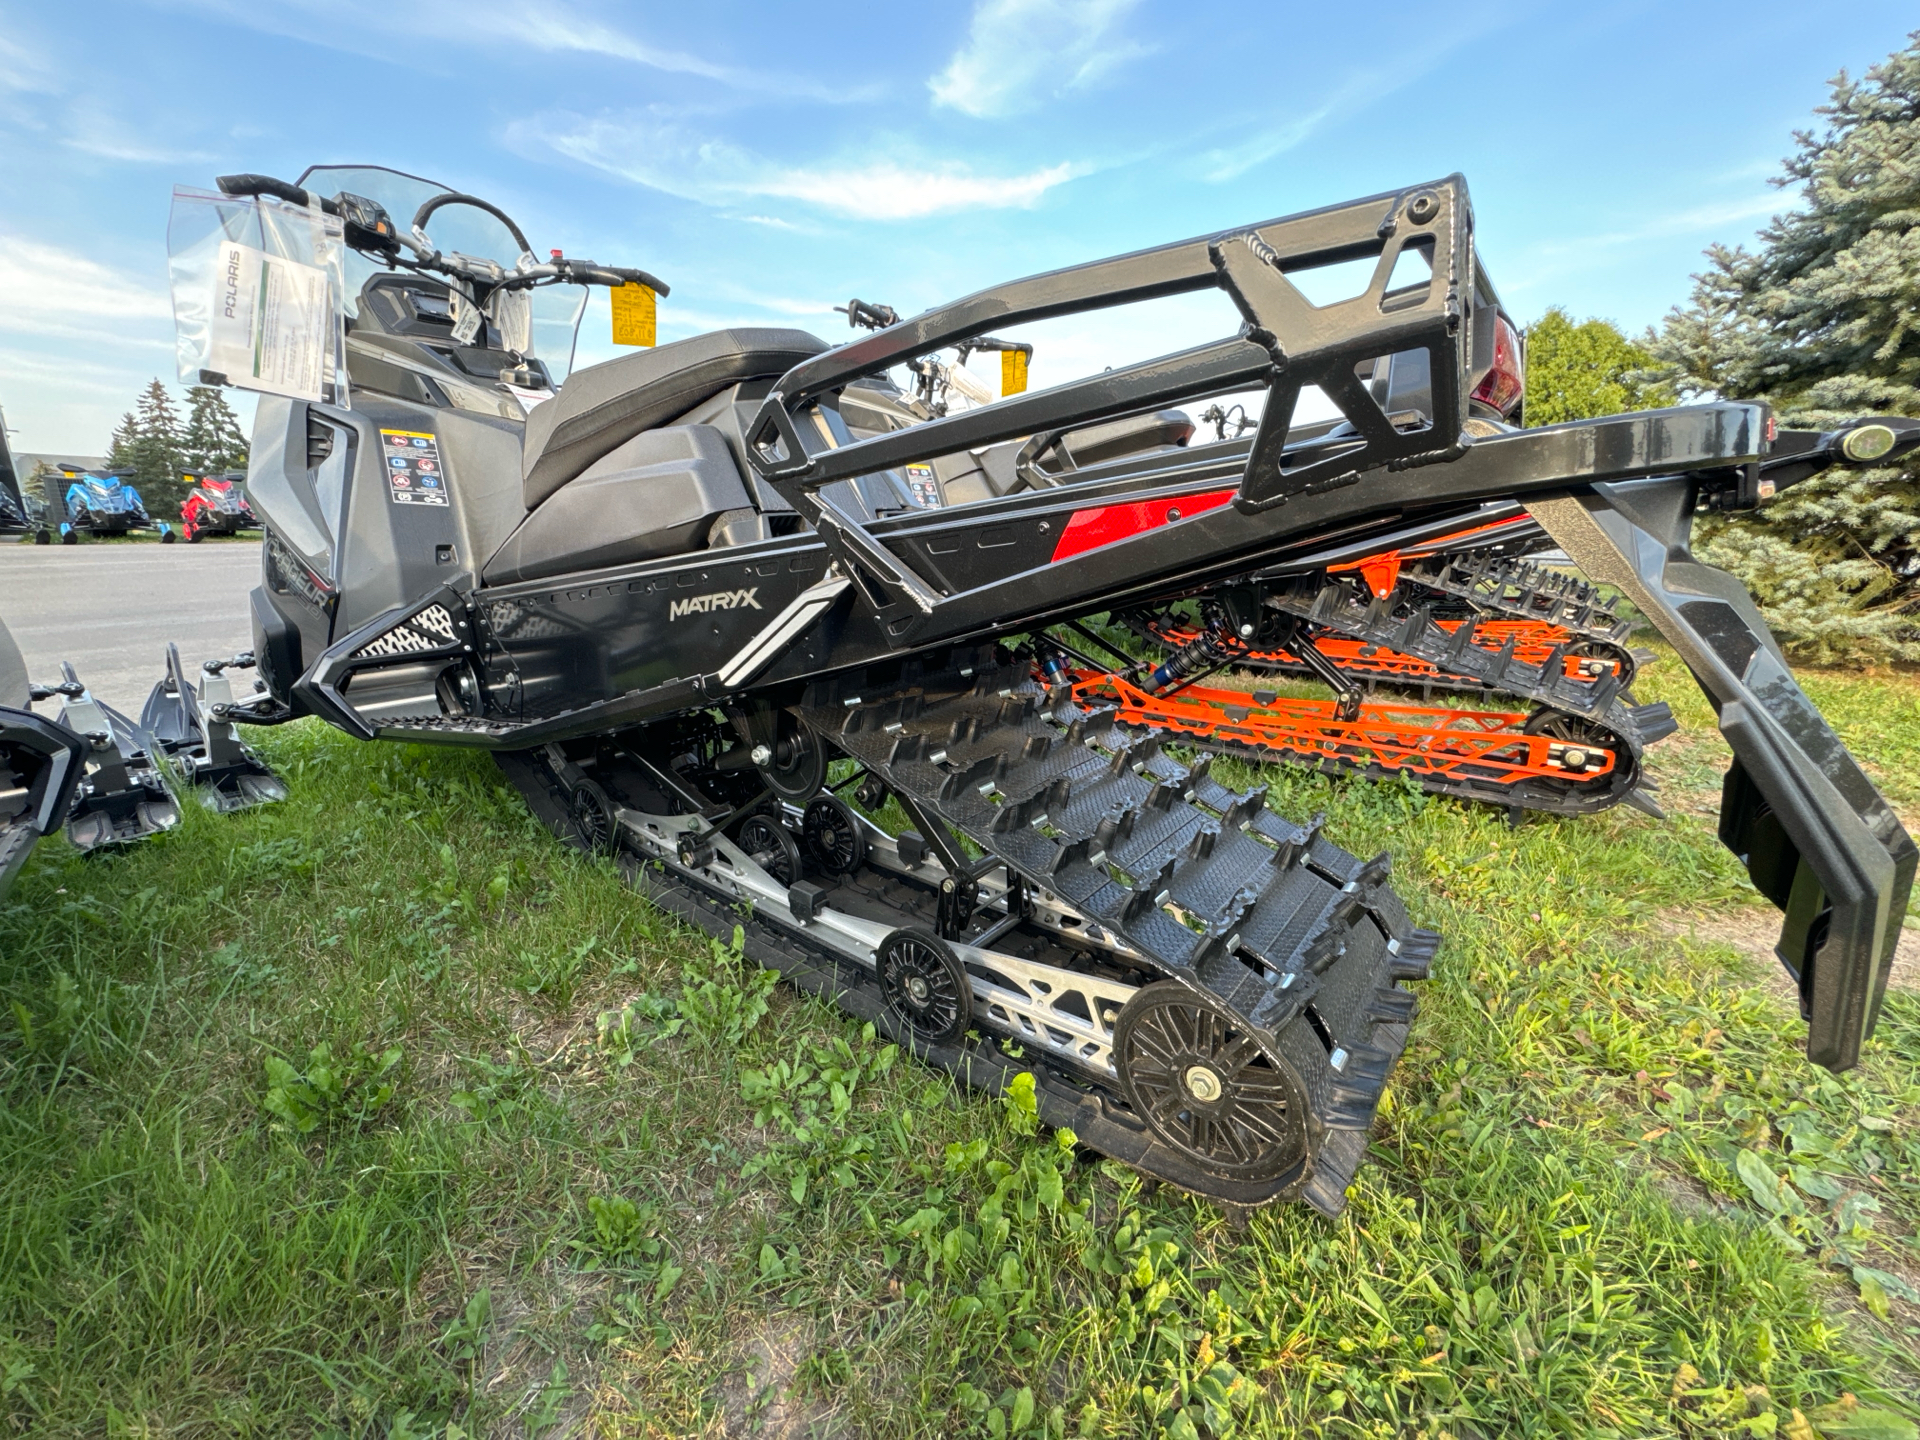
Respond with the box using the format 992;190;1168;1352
0;540;259;711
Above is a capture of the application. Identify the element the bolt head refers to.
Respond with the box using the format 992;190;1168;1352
750;744;773;766
1183;1065;1223;1103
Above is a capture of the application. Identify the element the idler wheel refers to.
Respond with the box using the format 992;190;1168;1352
1563;639;1636;687
1522;707;1625;789
736;812;802;886
567;777;619;856
1112;982;1310;1182
879;928;971;1043
756;713;828;803
801;795;867;875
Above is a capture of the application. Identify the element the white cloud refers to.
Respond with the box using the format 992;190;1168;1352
1198;109;1334;183
929;0;1147;119
0;236;174;330
161;0;876;102
528;112;1078;220
0;31;58;94
60;114;217;165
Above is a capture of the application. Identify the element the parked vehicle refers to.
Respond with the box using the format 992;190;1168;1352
56;465;174;542
208;164;1917;1215
179;472;258;542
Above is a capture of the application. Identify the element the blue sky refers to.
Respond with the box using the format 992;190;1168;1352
0;0;1913;454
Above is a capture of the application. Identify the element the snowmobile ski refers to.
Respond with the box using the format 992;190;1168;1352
139;645;288;813
41;665;180;851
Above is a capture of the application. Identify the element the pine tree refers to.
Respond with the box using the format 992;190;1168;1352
106;412;139;471
1649;31;1920;664
1523;308;1674;425
182;385;249;475
120;379;192;518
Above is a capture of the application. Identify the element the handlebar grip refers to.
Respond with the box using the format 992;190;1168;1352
215;174;335;215
596;265;671;297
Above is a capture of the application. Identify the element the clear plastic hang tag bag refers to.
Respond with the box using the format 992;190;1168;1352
167;187;349;407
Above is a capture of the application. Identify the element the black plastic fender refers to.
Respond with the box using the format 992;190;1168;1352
1530;480;1915;1071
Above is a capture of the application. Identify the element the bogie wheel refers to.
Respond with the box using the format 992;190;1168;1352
1563;639;1635;688
1112;981;1310;1183
736;812;802;886
802;795;868;875
568;777;619;856
1521;707;1627;790
879;928;971;1043
760;713;828;803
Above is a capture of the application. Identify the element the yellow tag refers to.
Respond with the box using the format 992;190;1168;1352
610;283;656;347
1001;348;1028;396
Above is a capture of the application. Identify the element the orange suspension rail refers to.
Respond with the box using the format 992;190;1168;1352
1069;669;1618;792
1154;618;1621;684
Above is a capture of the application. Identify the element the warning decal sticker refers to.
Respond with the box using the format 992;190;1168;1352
903;463;940;508
380;429;450;506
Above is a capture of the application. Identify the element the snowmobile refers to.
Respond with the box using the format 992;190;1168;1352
138;644;286;811
831;306;1663;818
179;472;258;542
0;618;86;900
209;164;1917;1216
57;465;174;542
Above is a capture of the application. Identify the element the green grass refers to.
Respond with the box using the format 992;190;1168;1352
3;652;1919;1438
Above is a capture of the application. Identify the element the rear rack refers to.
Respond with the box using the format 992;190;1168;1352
746;174;1482;513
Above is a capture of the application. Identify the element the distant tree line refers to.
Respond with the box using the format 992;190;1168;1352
1524;31;1919;666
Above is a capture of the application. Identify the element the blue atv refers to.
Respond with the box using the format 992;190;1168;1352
58;467;173;543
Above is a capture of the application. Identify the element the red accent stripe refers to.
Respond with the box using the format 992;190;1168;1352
1049;486;1237;563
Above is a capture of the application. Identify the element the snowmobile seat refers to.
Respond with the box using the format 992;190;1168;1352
520;328;827;509
483;424;755;585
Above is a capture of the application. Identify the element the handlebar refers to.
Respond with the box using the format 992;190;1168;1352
213;171;669;297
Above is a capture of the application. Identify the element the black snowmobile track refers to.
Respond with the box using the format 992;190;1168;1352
1399;551;1634;646
1265;573;1673;739
803;645;1439;1211
499;643;1438;1215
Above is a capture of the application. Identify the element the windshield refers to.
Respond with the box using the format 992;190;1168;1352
298;164;588;380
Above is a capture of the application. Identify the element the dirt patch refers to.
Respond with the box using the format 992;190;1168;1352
714;1315;842;1438
1663;906;1920;1012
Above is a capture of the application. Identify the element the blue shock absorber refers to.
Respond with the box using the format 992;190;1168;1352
1145;618;1233;694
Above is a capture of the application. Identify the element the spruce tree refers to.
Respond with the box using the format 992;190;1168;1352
1523;309;1674;424
182;385;249;475
1649;31;1920;664
106;412;139;471
122;379;191;519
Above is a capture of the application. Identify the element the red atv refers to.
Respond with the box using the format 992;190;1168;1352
179;472;258;543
